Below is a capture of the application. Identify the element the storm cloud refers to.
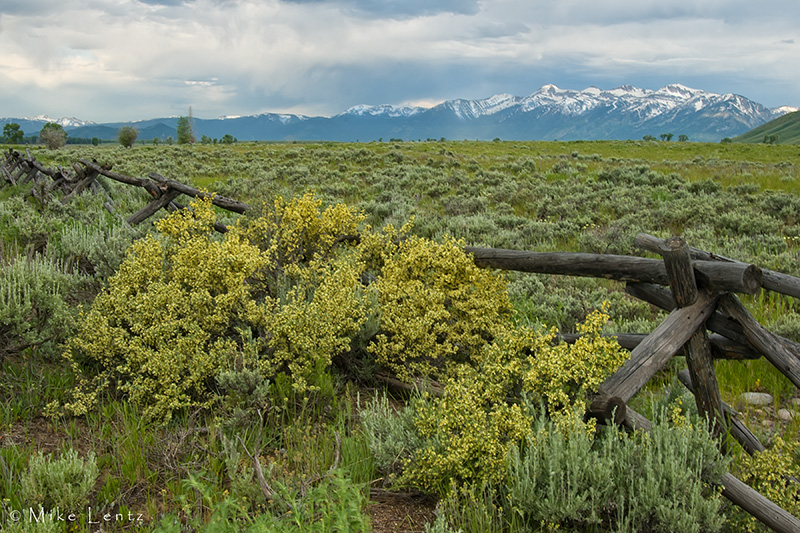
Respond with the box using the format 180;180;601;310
0;0;797;121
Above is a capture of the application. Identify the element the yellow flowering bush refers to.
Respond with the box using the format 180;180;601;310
521;305;629;428
405;372;533;492
369;235;512;382
402;307;628;494
734;437;800;532
61;195;367;423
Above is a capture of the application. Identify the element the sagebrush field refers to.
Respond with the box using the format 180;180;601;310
2;139;800;532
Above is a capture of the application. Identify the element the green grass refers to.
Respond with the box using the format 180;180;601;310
734;110;800;145
3;139;800;530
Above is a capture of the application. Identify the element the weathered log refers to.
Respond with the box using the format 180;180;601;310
718;294;800;390
91;179;117;207
12;164;29;184
658;236;726;434
374;373;444;398
34;159;58;178
621;406;800;533
630;281;800;362
637;232;800;299
677;369;765;456
127;188;182;225
60;171;100;204
585;395;627;425
621;406;652;432
79;159;149;187
659;236;699;306
560;333;644;352
560;332;760;360
1;165;15;186
149;172;251;214
465;247;762;294
590;290;718;413
71;162;86;181
626;282;754;348
719;472;800;533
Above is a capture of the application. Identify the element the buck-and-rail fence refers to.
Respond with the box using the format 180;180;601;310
4;147;800;532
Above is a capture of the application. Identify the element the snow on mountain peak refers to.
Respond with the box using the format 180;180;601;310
657;84;708;98
342;104;423;118
607;85;650;98
27;115;95;127
444;93;518;119
772;105;799;116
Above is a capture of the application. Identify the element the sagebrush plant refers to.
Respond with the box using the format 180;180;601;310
20;448;99;512
358;391;423;480
0;255;89;359
504;409;728;532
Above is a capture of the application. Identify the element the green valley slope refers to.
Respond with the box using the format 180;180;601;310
734;110;800;144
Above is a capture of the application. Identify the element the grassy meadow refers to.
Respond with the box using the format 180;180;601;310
2;139;800;531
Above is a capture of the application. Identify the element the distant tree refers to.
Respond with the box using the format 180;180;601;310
176;116;194;144
720;137;733;144
221;134;235;145
3;123;24;144
678;134;689;142
40;122;67;149
167;136;173;145
200;134;211;144
91;137;100;146
152;137;159;146
660;133;674;142
763;134;780;145
118;126;139;148
642;135;657;141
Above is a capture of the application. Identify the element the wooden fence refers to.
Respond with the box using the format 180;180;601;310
3;147;800;531
467;240;800;532
1;148;249;230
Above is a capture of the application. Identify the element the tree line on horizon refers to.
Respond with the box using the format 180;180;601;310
1;115;239;149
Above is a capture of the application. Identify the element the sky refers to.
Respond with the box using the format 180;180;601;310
1;0;798;122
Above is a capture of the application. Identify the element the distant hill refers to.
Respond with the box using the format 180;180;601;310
3;84;797;143
733;110;800;144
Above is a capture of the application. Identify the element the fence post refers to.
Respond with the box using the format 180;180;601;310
653;236;727;437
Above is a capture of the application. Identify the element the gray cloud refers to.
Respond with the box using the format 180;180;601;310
281;0;480;18
0;0;797;121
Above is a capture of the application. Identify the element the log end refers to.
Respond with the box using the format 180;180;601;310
587;395;627;425
742;264;764;294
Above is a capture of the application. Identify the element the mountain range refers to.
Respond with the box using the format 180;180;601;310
3;84;797;143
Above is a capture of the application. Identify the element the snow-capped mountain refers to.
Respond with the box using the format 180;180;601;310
26;115;95;128
4;84;794;142
340;104;423;118
441;93;519;120
408;83;791;141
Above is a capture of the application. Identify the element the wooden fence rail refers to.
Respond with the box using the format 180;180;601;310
4;148;800;532
467;233;800;532
1;149;251;232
